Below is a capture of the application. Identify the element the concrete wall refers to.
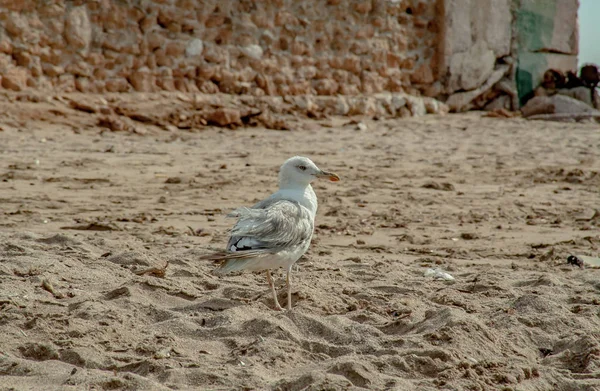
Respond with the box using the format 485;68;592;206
515;0;579;105
441;0;579;111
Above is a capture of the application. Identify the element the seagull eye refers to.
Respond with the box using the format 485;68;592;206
298;165;307;171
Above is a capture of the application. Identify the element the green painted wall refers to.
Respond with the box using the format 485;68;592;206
515;0;557;105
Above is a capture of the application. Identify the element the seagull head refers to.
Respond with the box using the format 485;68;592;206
278;156;340;187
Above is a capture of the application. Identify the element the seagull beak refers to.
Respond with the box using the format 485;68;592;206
317;170;340;182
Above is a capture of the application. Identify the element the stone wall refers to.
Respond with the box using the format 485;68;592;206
0;0;579;112
0;0;439;97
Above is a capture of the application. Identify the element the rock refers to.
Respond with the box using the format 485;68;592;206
291;96;318;114
59;347;108;369
484;95;512;111
64;6;92;53
155;67;175;91
103;30;140;55
348;96;378;116
42;63;65;77
446;65;509;112
447;40;495;92
422;81;443;97
334;96;350;115
484;108;517;118
185;38;203;57
165;40;186;57
1;68;28;91
354;1;372;13
341;56;361;75
240;44;263;60
391;94;407;112
69;100;98;113
18;342;59;361
146;30;166;51
203;44;228;64
13;50;32;67
105;78;130;92
557;87;596;108
313;79;339;95
128;67;154;92
423;97;449;115
65;61;91;77
360;71;386;94
422;181;455;191
55;74;75;92
75;77;93;92
411;62;434;84
297;65;318;81
0;40;12;54
4;12;32;40
521;95;599;118
165;177;182;184
206;108;242;127
406;95;426;116
339;84;360;95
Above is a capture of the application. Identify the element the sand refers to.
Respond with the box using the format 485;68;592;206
1;93;599;391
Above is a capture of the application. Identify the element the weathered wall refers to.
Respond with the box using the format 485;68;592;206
0;0;579;112
515;0;579;105
441;0;579;111
440;0;515;111
0;0;439;96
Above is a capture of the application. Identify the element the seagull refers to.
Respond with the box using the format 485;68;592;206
200;156;340;310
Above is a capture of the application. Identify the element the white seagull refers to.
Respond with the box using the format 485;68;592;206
200;156;340;310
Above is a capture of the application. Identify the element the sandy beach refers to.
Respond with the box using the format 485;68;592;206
1;93;599;390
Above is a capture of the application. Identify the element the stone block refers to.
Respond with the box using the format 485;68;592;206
446;65;509;111
64;6;92;54
521;94;598;117
411;62;434;84
517;0;578;55
313;79;339;95
128;67;154;92
447;40;495;92
185;38;204;57
105;77;130;92
42;63;65;77
165;40;186;57
1;68;28;91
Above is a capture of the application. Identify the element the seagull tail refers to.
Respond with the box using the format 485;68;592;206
199;250;272;275
214;258;256;275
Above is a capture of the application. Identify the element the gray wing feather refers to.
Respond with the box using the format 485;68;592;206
226;199;313;253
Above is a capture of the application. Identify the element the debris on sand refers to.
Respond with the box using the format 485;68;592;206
41;278;66;299
422;181;455;191
133;261;169;278
424;268;456;282
567;255;600;268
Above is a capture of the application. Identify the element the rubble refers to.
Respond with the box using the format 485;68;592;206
521;64;600;121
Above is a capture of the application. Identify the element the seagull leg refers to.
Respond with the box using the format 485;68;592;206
266;269;283;311
286;267;292;310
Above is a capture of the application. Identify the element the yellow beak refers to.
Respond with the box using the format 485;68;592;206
317;170;340;182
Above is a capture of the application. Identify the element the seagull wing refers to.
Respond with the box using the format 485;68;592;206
200;198;314;274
